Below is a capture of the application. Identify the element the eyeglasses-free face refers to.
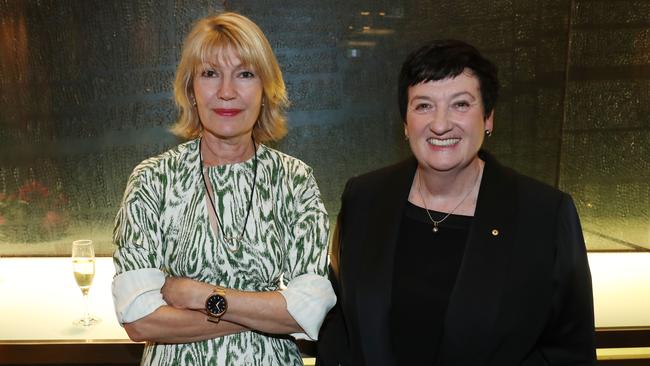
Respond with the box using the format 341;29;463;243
193;47;264;145
405;70;493;174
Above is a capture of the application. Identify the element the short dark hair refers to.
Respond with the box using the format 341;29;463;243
398;39;499;121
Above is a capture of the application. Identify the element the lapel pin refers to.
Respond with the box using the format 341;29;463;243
491;229;499;236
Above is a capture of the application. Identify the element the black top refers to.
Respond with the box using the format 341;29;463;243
390;201;472;365
317;152;595;366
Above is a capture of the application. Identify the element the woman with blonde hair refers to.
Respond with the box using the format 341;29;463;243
112;12;335;365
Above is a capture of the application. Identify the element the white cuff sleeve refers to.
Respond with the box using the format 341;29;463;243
279;273;336;341
112;268;167;325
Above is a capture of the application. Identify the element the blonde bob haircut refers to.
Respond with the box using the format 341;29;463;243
171;12;288;142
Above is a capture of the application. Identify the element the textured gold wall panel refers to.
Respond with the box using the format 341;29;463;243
0;0;648;254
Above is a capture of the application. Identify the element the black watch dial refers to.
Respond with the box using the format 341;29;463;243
206;294;227;317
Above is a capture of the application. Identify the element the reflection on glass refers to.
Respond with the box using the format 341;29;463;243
0;1;648;254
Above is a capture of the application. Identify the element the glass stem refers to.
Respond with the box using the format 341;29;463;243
82;292;91;323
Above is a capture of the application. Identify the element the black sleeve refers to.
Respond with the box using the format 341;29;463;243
316;268;350;365
317;180;353;366
540;194;597;365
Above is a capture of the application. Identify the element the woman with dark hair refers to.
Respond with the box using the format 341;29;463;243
317;39;595;365
112;12;335;365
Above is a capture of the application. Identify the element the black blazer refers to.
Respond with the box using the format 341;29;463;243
317;151;596;366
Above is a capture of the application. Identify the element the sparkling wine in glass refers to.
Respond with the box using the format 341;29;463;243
71;239;100;326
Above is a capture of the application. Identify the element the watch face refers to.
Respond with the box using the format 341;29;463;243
206;294;227;317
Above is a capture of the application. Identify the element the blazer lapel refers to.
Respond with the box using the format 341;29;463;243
438;151;518;363
356;157;417;365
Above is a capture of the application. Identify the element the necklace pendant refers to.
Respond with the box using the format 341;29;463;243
225;241;241;253
432;225;439;233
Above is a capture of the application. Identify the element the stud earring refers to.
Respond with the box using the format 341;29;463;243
191;97;197;107
485;129;492;137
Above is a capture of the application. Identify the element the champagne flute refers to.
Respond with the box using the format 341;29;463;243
71;239;100;326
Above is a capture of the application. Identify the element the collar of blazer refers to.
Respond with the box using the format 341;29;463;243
349;149;518;365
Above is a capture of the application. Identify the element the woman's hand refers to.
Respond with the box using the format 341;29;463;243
161;276;304;335
123;305;249;343
162;276;213;310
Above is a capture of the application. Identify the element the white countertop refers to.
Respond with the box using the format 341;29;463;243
0;257;128;342
0;253;648;343
589;252;650;328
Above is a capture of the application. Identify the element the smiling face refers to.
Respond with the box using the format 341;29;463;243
405;70;493;174
193;47;263;143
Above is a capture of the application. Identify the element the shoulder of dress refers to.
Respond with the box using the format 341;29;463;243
258;144;314;178
130;140;198;179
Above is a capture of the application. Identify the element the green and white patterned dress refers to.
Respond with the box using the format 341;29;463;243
112;139;330;365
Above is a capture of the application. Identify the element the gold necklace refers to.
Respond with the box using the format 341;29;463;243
416;166;481;233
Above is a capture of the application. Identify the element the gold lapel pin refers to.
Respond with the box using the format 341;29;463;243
491;229;499;236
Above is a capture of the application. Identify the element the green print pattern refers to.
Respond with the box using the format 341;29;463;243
113;139;329;365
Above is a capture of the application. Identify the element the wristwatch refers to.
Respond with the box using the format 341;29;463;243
205;287;228;323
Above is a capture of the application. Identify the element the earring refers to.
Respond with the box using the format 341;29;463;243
485;129;492;137
191;97;197;107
